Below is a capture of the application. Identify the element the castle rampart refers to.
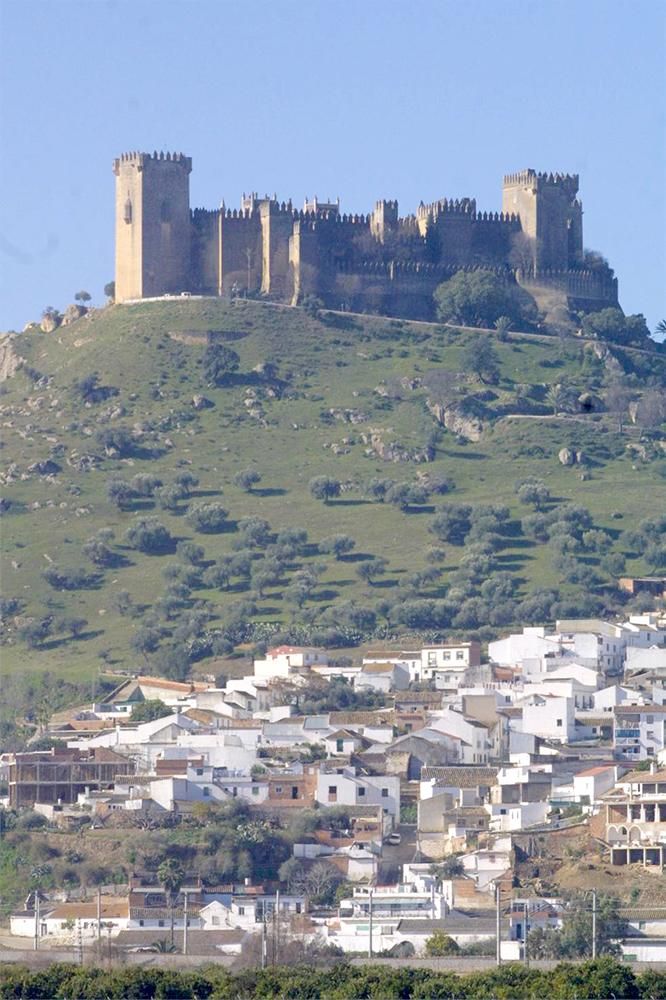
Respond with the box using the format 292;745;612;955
113;153;618;319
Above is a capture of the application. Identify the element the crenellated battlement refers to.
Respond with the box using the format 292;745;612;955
113;151;192;175
418;197;477;218
114;151;617;315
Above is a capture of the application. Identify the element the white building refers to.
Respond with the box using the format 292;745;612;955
316;766;400;818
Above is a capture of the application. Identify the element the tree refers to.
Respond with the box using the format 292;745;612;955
434;270;523;328
516;479;551;510
385;482;429;510
494;315;512;341
125;517;172;554
309;476;341;503
581;308;651;346
107;478;137;510
130;626;162;661
459;334;500;384
157;858;185;947
186;502;229;533
74;290;91;305
635;389;666;432
103;281;116;301
425;930;460;956
528;894;627;960
174;472;199;496
318;535;356;560
19;619;52;648
546;382;575;415
605;380;631;432
233;468;262;492
131;700;171;723
356;557;388;584
83;530;117;567
203;344;240;384
430;504;472;545
73;372;100;402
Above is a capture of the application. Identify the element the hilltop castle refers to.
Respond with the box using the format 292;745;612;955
113;152;618;320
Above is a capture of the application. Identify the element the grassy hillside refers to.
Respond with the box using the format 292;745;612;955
1;298;664;693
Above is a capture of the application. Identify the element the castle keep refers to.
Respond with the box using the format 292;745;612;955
113;152;618;320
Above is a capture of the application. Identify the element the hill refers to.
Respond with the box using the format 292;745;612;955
0;298;664;705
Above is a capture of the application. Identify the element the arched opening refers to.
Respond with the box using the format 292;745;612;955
124;197;133;225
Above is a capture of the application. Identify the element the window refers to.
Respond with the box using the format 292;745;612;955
328;785;337;801
456;651;465;661
139;920;144;927
442;651;451;661
252;787;259;796
295;902;302;914
358;787;366;797
275;785;283;794
556;719;563;727
158;920;165;928
124;197;132;224
381;788;389;798
291;786;299;800
647;716;654;724
196;768;204;776
336;739;344;753
203;787;210;796
211;916;220;926
238;906;245;916
427;652;437;666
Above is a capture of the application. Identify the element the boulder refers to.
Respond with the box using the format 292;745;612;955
192;394;213;410
558;448;576;466
62;304;87;326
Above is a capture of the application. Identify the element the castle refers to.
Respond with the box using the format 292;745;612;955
113;152;618;320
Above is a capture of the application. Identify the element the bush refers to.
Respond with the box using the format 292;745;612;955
185;502;229;533
125;517;172;554
234;468;262;491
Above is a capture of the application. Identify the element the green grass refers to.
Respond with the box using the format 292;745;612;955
0;298;664;683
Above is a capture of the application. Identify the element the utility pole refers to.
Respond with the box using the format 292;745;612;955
274;889;280;966
183;891;189;956
261;913;267;969
34;892;40;951
495;884;501;966
368;890;373;959
591;889;597;960
97;887;102;952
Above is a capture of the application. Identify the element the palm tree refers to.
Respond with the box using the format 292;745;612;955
150;938;177;953
546;383;572;415
157;858;185;947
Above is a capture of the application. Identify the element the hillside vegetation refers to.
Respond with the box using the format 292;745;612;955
0;298;664;702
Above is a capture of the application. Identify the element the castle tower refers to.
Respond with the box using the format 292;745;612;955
502;169;583;271
370;200;399;242
113;151;192;301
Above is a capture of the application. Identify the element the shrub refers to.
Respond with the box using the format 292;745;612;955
185;502;229;533
125;517;172;554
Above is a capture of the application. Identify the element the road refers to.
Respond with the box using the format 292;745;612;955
378;824;419;884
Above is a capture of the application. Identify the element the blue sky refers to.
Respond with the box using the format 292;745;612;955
1;0;664;332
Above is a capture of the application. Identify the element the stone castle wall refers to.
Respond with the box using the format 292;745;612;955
113;154;617;319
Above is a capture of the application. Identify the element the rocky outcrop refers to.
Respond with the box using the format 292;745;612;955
0;334;23;381
40;312;61;333
427;395;489;442
62;304;88;326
